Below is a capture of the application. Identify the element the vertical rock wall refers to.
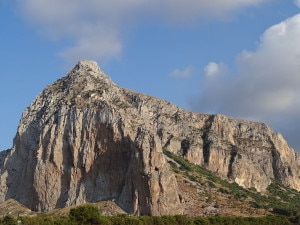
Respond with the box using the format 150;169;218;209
0;60;299;215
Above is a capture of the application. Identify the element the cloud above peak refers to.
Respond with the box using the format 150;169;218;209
170;66;193;78
204;62;227;78
15;0;269;63
191;13;300;150
294;0;300;8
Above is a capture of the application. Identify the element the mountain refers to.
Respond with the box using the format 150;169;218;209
0;60;299;216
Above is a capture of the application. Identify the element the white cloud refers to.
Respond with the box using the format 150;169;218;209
191;14;300;150
15;0;268;63
294;0;300;8
149;0;266;22
170;66;192;78
59;32;122;65
204;62;227;78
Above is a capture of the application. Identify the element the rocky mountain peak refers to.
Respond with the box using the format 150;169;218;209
70;60;111;81
0;61;300;216
76;60;100;71
34;60;116;112
63;60;114;92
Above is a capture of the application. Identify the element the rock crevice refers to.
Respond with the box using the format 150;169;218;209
0;60;299;214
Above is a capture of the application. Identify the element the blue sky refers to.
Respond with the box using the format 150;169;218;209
1;0;300;151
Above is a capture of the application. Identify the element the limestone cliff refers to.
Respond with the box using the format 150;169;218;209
0;60;299;215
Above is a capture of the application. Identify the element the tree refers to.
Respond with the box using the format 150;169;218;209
69;204;102;225
2;215;17;225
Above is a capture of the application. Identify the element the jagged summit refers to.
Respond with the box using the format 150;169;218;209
76;60;100;71
35;60;116;112
45;60;114;96
70;60;112;81
62;60;114;92
0;61;299;216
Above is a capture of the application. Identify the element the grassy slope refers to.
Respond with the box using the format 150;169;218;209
163;149;300;217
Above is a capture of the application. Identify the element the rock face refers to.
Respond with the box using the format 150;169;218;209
0;60;300;214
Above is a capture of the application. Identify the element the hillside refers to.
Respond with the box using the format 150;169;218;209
0;60;299;216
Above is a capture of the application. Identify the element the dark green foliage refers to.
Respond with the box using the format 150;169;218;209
250;201;262;209
273;208;293;217
207;181;216;188
69;204;102;225
139;216;153;225
263;215;291;225
218;188;230;195
289;215;300;224
0;213;295;225
20;216;55;225
1;215;17;225
53;217;72;225
163;149;300;217
151;216;164;225
192;217;210;225
123;216;142;225
174;215;190;225
266;180;300;216
161;215;177;225
97;216;113;225
1;150;299;225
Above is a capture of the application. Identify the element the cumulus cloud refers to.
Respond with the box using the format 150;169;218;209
59;32;122;65
15;0;268;63
191;14;300;150
150;0;266;22
170;66;192;78
204;62;228;78
16;0;141;63
294;0;300;8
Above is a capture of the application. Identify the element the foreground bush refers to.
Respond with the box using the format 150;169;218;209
69;204;102;225
0;205;295;225
1;215;17;225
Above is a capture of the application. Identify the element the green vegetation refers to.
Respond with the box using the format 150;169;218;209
0;206;295;225
69;204;103;225
1;215;17;225
163;149;300;219
1;151;300;225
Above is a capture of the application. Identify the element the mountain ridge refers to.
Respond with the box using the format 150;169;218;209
0;60;299;216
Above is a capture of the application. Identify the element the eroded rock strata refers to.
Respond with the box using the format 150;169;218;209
0;60;299;215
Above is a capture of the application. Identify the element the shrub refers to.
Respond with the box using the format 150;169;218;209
54;217;72;225
174;215;191;225
139;216;154;225
161;215;177;225
192;217;210;225
124;216;142;225
69;204;102;225
97;216;113;225
2;215;17;225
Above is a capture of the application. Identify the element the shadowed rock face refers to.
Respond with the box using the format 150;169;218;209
0;60;299;215
0;61;182;215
